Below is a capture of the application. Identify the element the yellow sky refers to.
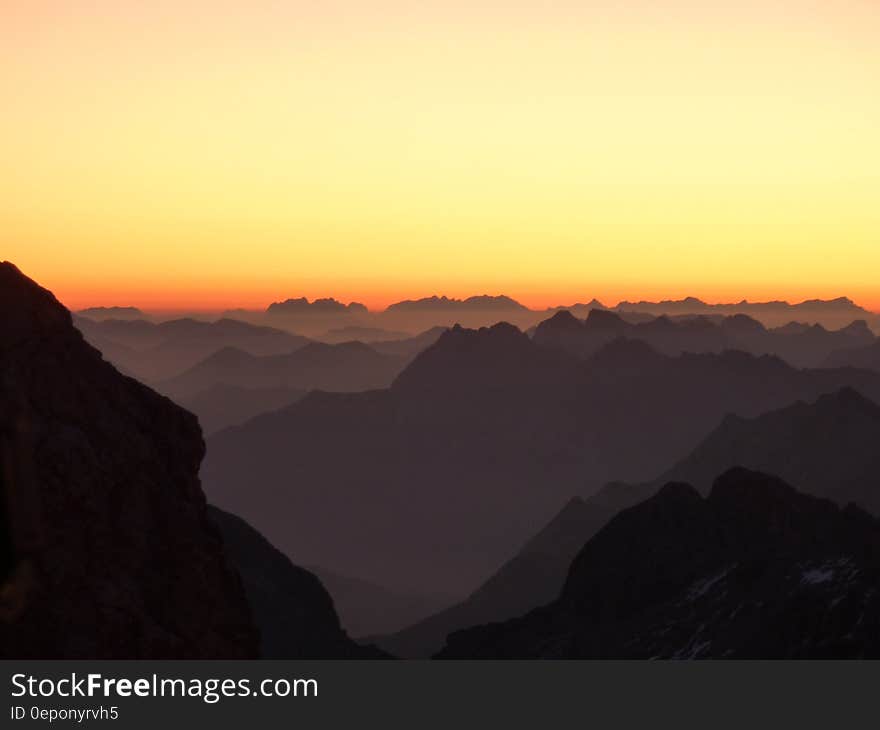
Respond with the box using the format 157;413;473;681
3;1;879;311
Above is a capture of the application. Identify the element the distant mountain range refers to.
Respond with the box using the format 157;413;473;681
438;469;880;659
534;309;876;367
266;297;368;316
612;295;877;330
76;305;145;320
80;293;879;328
376;387;880;656
386;295;529;313
75;316;446;439
202;321;880;602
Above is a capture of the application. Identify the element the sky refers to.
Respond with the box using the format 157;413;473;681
3;1;879;312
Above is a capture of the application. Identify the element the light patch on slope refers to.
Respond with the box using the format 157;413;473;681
687;565;736;601
800;557;858;587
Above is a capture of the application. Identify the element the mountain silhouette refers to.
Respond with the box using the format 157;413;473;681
385;387;880;655
385;295;527;313
208;506;386;658
439;469;880;658
75;316;311;382
367;327;447;358
542;299;608;318
202;323;880;603
76;306;144;320
0;262;257;658
613;296;874;329
267;297;368;316
374;496;599;657
533;309;875;367
654;388;880;512
159;341;407;400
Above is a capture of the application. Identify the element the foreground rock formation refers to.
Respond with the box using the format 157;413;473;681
439;469;880;659
0;261;257;658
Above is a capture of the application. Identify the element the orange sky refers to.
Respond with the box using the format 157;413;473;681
3;1;879;312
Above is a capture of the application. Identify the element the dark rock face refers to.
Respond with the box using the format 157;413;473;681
208;507;386;659
439;469;880;659
0;261;257;658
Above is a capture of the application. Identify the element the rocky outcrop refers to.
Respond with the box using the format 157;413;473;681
0;261;257;658
438;469;880;659
208;507;388;658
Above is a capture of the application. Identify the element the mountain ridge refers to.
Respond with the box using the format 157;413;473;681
438;468;880;659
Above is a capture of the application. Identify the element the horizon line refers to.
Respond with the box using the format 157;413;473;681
72;292;879;317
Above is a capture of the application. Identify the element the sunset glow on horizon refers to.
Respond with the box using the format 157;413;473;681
4;1;879;313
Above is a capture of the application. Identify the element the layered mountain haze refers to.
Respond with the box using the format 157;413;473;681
655;388;880;512
178;385;307;436
318;326;411;344
613;296;876;330
381;387;880;656
366;327;448;359
534;309;876;368
6;260;880;658
826;340;880;373
76;294;879;340
74;312;447;449
202;320;880;604
159;341;407;401
9;0;880;666
374;496;599;657
74;316;311;383
208;506;385;659
309;567;451;638
439;470;880;659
